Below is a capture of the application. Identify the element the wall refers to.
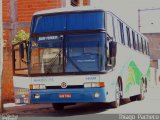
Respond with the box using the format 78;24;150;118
144;33;160;86
2;0;89;103
144;33;160;61
0;0;4;111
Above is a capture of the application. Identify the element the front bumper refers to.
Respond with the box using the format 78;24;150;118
30;88;107;104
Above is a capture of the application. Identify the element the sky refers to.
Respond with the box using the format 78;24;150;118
91;0;160;33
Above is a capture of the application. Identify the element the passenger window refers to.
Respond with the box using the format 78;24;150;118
147;42;150;55
123;24;128;46
119;21;125;45
132;31;136;50
139;36;142;52
144;40;147;55
114;19;120;42
130;29;133;49
141;38;144;54
126;27;131;48
136;34;140;51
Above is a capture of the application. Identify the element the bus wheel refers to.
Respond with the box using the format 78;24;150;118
52;103;64;111
137;80;145;100
110;81;121;108
130;95;137;101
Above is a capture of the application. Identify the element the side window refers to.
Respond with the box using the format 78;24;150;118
114;19;121;43
118;21;125;45
130;29;133;49
132;31;136;50
123;24;128;46
147;42;150;55
141;37;144;54
126;26;131;48
144;40;147;55
136;34;140;51
139;36;142;52
106;14;114;40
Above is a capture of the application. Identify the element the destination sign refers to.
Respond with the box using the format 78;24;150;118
38;35;63;41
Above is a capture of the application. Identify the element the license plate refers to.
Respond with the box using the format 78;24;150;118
59;94;72;98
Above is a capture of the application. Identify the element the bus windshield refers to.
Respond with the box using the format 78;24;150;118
29;11;106;75
30;33;106;74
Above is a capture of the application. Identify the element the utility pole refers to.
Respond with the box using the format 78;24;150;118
138;9;141;32
0;0;4;113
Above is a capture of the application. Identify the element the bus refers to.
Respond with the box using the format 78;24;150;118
12;7;150;110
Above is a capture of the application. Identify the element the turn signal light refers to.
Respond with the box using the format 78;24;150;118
84;82;105;88
29;84;46;90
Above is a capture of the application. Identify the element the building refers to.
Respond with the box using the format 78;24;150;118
143;33;160;85
0;0;4;112
143;33;160;69
2;0;90;102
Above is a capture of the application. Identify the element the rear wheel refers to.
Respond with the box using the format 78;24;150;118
137;80;145;100
52;104;64;111
130;95;137;101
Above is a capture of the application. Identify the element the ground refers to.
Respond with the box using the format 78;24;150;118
3;85;160;117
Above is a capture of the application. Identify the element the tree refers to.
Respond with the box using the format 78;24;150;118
12;30;29;44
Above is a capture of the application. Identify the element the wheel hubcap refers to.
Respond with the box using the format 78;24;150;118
116;83;121;105
141;83;145;97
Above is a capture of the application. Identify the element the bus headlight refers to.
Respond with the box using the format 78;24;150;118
84;83;92;88
34;94;40;99
84;82;105;88
30;84;46;90
39;84;46;89
94;92;100;98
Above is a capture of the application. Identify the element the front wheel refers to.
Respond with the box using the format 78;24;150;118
52;104;64;111
110;82;122;108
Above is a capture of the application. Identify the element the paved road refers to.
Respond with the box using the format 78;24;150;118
4;86;160;116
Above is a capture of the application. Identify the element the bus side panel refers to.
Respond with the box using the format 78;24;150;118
116;43;150;98
99;71;119;102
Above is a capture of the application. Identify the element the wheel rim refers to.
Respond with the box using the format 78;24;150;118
141;82;145;98
115;83;120;106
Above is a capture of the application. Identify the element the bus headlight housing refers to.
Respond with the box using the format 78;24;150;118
84;82;105;88
30;84;46;90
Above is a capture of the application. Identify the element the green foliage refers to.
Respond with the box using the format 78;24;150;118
12;30;29;44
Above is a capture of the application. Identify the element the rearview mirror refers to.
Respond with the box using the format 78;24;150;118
108;41;117;67
109;41;117;58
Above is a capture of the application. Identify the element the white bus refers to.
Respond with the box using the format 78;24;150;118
12;7;150;110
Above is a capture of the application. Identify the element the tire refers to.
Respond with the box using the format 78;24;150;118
110;81;122;108
130;95;137;101
52;104;64;111
120;98;130;105
137;81;145;100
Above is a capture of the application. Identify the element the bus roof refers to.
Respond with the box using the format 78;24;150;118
33;6;105;16
33;6;148;42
